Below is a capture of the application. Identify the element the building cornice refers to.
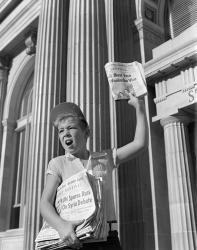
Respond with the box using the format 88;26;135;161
0;0;13;11
0;0;22;21
0;0;41;55
144;24;197;84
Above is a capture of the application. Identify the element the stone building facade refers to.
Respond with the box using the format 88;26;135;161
0;0;196;250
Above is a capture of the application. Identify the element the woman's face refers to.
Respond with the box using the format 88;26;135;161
58;116;88;158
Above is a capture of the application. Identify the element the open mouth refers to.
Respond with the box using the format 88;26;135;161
65;139;73;146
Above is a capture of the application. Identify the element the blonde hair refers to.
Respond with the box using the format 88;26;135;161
54;115;90;137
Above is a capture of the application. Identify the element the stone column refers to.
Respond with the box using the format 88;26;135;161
0;57;9;158
161;116;197;250
66;0;111;152
23;1;69;249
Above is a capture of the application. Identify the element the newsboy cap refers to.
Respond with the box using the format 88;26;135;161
50;102;87;126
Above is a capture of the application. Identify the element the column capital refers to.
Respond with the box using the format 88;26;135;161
160;114;190;127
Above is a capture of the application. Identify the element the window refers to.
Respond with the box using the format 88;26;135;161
9;77;33;229
168;0;197;38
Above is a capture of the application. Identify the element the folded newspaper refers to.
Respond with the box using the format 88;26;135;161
105;61;147;100
35;170;107;249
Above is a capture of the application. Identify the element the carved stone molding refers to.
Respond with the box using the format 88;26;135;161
134;17;143;32
134;17;164;45
144;3;157;24
2;118;16;130
25;30;37;55
154;95;167;104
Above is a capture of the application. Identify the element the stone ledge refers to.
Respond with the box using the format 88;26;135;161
152;23;197;59
0;228;24;238
0;0;22;22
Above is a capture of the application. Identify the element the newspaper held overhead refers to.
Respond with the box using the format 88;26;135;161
105;61;147;100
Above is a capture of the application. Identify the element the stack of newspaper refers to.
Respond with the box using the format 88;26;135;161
35;170;107;249
105;61;147;100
